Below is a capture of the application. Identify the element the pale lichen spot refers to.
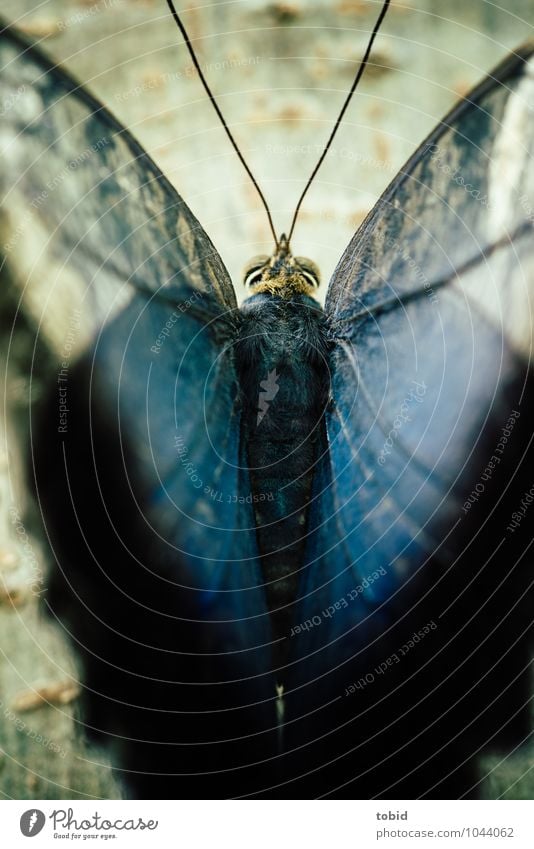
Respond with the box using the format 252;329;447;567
487;54;534;242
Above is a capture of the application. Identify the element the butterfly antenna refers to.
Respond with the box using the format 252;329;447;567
287;0;391;244
166;0;279;248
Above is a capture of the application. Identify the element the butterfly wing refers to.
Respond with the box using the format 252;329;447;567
286;44;534;798
0;23;277;798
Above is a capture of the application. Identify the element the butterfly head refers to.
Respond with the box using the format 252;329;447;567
243;235;320;298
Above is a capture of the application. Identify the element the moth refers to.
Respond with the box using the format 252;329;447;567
1;0;533;800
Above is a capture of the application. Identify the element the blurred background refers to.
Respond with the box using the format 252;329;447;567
0;0;532;799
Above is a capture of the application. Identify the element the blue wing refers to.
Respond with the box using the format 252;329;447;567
0;22;278;798
286;44;534;798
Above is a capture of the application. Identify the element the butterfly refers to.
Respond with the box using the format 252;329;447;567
1;0;533;800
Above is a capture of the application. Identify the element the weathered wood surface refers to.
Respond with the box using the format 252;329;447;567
0;0;532;799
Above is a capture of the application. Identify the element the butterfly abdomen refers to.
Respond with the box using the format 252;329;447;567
237;293;330;677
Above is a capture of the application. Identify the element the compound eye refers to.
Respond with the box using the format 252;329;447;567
295;256;321;288
243;255;269;288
